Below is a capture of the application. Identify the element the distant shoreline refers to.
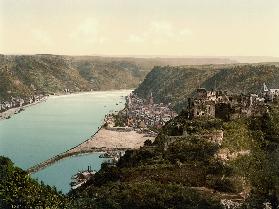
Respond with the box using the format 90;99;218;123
0;89;133;121
49;89;133;99
0;97;48;121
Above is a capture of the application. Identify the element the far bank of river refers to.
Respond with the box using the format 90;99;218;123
0;90;131;193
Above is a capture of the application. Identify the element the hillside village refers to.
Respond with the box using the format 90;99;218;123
125;93;178;129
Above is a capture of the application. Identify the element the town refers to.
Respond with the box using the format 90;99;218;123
0;87;80;119
104;92;178;132
0;95;47;117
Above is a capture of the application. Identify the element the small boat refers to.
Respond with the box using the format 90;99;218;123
70;166;96;190
99;152;116;158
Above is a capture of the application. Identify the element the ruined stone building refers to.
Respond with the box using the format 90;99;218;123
263;83;279;102
187;86;272;121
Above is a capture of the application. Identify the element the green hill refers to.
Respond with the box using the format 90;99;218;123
0;54;150;101
0;156;70;208
0;54;234;102
135;64;279;111
69;104;279;208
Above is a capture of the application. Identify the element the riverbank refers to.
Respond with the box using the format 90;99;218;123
0;94;77;121
0;89;132;121
68;127;155;153
26;127;155;174
26;90;167;174
0;97;48;120
49;89;133;98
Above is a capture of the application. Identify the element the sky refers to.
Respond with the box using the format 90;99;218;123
0;0;279;57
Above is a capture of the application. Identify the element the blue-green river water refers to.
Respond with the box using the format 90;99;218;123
0;90;130;193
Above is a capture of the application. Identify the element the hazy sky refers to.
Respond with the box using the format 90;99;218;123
0;0;279;56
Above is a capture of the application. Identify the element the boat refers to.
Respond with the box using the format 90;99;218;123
99;151;117;158
99;151;125;161
99;152;111;158
70;166;96;190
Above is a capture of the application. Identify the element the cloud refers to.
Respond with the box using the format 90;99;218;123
179;28;193;36
69;18;106;44
126;34;145;43
126;21;192;44
32;29;53;47
149;21;174;38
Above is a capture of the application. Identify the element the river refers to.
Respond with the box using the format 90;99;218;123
0;90;131;193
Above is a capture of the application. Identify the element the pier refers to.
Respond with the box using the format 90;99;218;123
26;147;128;174
26;126;129;174
26;111;155;174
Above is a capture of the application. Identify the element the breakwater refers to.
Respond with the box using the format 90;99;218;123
26;147;128;174
26;126;128;174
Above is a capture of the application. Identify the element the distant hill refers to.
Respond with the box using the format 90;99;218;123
0;55;91;100
0;54;235;102
227;56;279;63
134;63;279;112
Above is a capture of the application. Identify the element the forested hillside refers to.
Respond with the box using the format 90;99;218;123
0;55;147;101
0;54;235;102
135;64;279;111
69;104;279;208
0;156;70;208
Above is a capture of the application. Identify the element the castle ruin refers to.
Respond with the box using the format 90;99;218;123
187;84;278;121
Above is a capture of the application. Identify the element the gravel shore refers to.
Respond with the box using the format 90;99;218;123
68;128;155;154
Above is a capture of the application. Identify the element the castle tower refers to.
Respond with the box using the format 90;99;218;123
263;83;269;92
127;94;132;107
149;92;154;105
